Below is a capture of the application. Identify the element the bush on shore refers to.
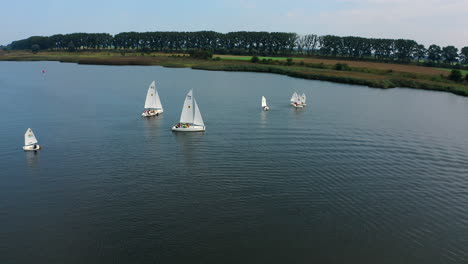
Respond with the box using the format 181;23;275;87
31;44;40;54
188;49;213;60
448;69;462;82
251;56;259;63
334;63;351;71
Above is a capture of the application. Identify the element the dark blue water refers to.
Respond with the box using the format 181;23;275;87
1;61;467;264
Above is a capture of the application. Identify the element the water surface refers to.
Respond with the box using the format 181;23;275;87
1;61;467;264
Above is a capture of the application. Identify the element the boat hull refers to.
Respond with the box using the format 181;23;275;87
23;145;41;151
291;103;303;108
172;125;205;132
263;106;270;111
142;109;163;117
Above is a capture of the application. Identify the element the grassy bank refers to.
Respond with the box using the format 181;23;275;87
437;68;468;75
2;51;467;97
194;64;468;96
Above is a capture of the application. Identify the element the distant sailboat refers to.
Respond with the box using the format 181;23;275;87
301;93;307;106
290;92;303;108
172;90;206;132
262;96;270;111
23;128;41;151
141;81;163;117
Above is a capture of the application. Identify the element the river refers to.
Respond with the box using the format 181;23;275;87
1;61;467;263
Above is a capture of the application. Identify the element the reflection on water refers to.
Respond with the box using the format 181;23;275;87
260;110;268;128
142;115;165;140
291;105;306;120
25;150;39;168
174;132;204;165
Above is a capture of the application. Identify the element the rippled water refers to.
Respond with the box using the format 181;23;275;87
1;61;467;264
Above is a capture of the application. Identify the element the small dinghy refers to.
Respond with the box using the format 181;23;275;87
262;96;270;111
290;92;303;108
23;128;41;151
172;90;205;132
141;81;163;117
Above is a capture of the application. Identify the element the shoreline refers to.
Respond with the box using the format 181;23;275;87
1;51;467;97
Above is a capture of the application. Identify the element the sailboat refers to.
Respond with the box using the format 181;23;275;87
23;128;41;151
141;81;163;117
262;96;270;111
172;90;206;132
290;92;303;108
301;93;307;106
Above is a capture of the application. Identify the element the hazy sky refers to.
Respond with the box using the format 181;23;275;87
2;0;467;48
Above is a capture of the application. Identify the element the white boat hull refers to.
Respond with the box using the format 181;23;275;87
263;106;270;111
23;145;41;151
291;103;303;108
142;109;163;117
172;125;205;132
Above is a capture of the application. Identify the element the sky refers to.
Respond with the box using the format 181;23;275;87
2;0;467;48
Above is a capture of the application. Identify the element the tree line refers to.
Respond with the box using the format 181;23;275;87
6;31;468;65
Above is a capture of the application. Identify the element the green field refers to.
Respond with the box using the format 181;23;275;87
437;68;468;75
217;55;302;61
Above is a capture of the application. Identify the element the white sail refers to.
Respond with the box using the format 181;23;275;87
298;95;303;104
144;81;157;109
262;96;267;107
193;99;204;126
301;93;306;104
154;87;163;110
179;90;194;123
290;92;298;102
24;128;38;146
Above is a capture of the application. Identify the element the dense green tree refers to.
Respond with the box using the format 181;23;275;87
319;35;344;56
340;36;371;58
31;44;40;53
7;31;466;66
10;36;50;50
460;46;468;64
427;44;442;63
413;44;426;61
442;46;459;64
68;41;76;52
394;39;418;61
50;34;65;49
371;38;395;60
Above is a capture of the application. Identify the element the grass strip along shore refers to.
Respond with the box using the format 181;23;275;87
2;51;467;97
